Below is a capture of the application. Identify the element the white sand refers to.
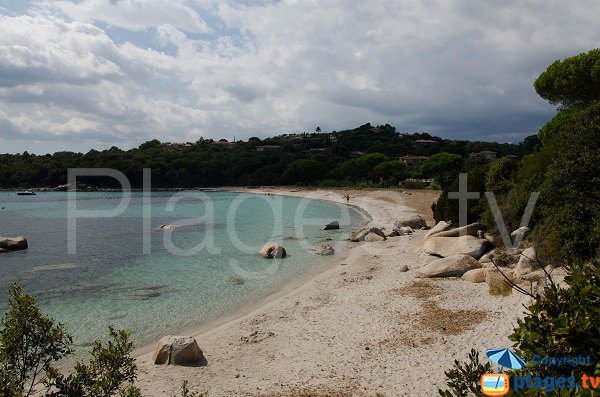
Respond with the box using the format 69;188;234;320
134;189;531;397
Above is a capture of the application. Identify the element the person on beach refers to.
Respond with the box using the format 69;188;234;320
345;194;350;203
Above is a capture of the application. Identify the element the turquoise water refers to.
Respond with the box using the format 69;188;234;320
0;191;363;350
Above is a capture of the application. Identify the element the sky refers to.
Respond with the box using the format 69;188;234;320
1;0;599;154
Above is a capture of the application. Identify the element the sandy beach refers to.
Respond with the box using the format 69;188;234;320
134;188;531;397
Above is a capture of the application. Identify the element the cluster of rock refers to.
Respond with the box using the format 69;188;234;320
152;336;204;366
0;236;28;253
415;221;544;294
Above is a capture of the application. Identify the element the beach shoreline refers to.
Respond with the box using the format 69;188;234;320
134;188;530;397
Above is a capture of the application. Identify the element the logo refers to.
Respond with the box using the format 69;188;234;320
481;373;510;396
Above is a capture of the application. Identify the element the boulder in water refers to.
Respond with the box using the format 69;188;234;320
0;236;28;251
314;244;335;256
323;221;340;230
259;242;287;259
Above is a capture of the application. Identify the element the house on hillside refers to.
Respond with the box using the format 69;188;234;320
210;141;238;149
411;139;439;149
469;151;497;160
399;155;429;166
166;143;193;149
256;145;282;152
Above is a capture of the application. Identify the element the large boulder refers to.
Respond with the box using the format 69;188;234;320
510;226;530;240
424;221;453;238
349;227;386;242
429;223;485;238
323;221;340;230
0;236;28;251
486;269;515;295
462;268;487;283
423;235;490;259
394;214;427;230
259;242;287;259
152;336;204;365
415;254;481;278
514;247;537;279
314;244;335;256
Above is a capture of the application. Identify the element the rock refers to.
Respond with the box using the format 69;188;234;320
364;232;385;242
424;221;453;238
349;227;386;242
0;236;28;251
152;336;204;365
323;221;340;230
399;264;409;272
477;230;485;239
430;223;485;238
259;242;287;259
314;244;335;256
486;269;515;295
510;226;530;240
400;226;414;235
423;235;491;259
159;224;176;230
514;247;537;279
386;230;400;237
415;254;481;278
521;270;546;282
227;276;245;285
479;250;495;264
394;214;427;229
462;268;487;283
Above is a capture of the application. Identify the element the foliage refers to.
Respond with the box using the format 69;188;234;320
171;381;208;397
0;284;72;397
510;260;600;387
539;101;600;261
0;284;141;397
533;48;600;108
419;152;464;188
46;327;140;397
283;159;323;184
373;160;407;184
438;349;492;397
537;104;587;145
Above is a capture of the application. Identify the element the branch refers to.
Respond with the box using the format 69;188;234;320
490;258;537;299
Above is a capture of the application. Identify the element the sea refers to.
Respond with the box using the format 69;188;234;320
0;191;364;351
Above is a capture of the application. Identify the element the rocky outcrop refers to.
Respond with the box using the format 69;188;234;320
415;254;481;278
349;227;386;242
394;214;427;230
153;336;204;365
259;242;287;259
423;235;490;259
314;244;335;256
510;226;530;240
0;236;28;251
424;221;453;238
429;223;485;238
462;268;487;283
323;221;340;230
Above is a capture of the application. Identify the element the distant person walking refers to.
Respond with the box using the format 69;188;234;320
345;194;350;203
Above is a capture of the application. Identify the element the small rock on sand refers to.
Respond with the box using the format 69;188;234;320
462;268;487;283
228;276;245;285
153;336;204;365
399;264;409;272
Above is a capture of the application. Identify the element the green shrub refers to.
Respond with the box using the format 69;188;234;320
438;349;492;397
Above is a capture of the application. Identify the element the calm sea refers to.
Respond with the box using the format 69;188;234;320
0;191;363;350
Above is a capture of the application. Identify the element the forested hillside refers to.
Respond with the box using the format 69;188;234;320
0;124;537;188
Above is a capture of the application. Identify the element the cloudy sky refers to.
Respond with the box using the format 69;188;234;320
1;0;599;154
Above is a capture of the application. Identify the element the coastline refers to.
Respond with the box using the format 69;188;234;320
134;188;530;396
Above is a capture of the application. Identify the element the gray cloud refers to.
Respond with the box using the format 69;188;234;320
1;0;600;153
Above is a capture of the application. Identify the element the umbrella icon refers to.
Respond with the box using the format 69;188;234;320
486;348;526;372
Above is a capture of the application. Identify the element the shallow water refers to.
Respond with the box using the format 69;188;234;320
0;191;363;350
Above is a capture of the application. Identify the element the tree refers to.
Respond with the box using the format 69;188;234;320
419;152;464;188
283;159;323;184
0;284;142;397
315;126;321;133
373;160;406;181
0;284;72;396
354;153;389;182
533;48;600;108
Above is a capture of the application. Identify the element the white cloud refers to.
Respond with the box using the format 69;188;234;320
30;0;211;33
1;0;600;152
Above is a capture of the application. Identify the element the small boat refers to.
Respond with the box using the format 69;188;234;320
17;191;36;196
